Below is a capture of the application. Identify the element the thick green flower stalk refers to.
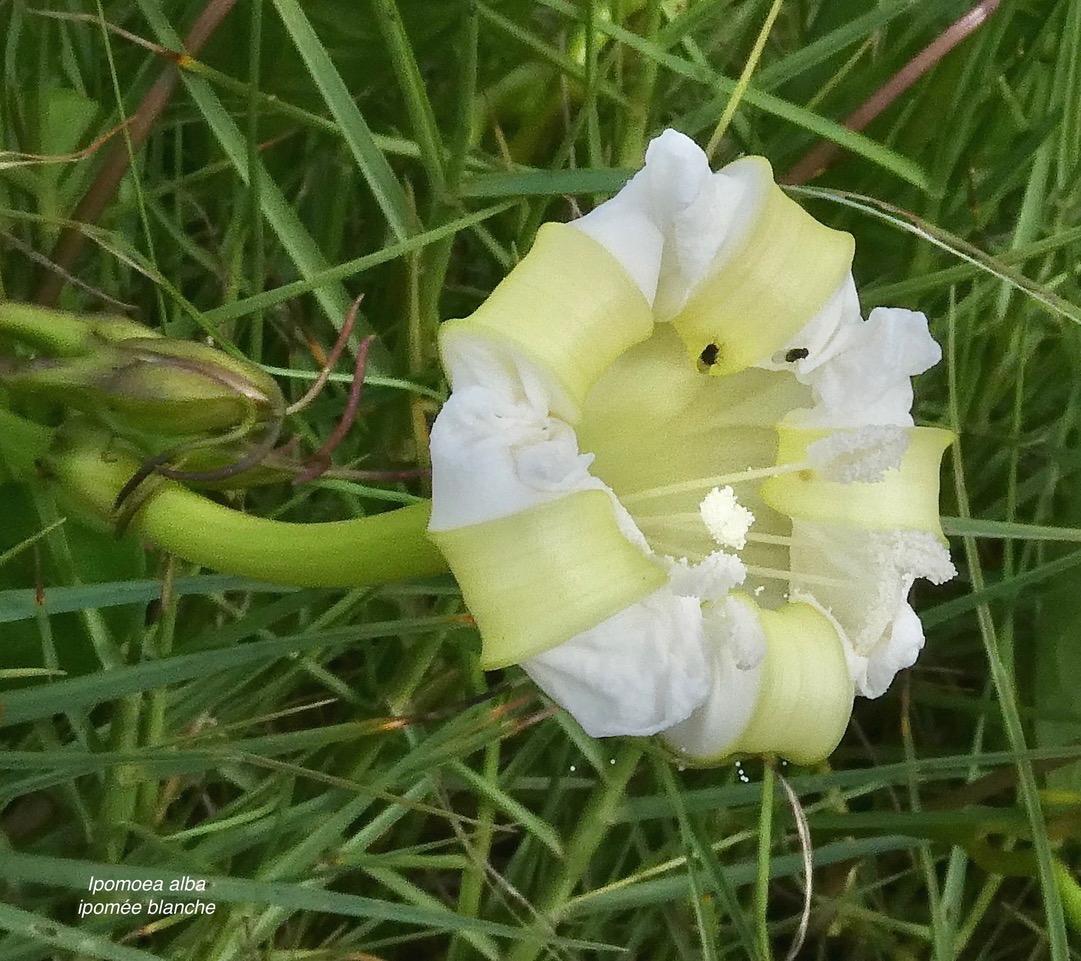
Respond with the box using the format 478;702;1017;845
0;304;447;587
427;130;955;765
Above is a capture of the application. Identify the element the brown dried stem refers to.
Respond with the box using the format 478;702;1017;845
782;0;1001;185
293;335;376;485
35;0;241;305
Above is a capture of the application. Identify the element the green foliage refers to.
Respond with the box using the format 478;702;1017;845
2;0;1081;959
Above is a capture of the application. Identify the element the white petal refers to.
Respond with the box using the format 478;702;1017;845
521;587;710;737
571;180;664;304
440;328;570;416
572;128;708;305
861;602;925;699
574;129;752;322
429;385;592;530
706;594;767;670
658;168;750;321
798;307;941;427
788;519;954;697
662;627;761;759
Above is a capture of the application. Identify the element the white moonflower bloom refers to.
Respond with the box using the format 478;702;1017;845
427;129;954;765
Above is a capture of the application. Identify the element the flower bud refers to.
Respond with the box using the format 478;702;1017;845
2;334;283;436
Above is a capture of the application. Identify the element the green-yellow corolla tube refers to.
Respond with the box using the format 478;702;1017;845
438;222;655;423
426;128;955;763
45;430;447;588
761;424;955;543
664;596;855;766
430;490;666;669
669;157;855;376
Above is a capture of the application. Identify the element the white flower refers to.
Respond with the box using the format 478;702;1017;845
428;130;954;764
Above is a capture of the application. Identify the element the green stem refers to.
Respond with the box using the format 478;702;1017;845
447;655;499;961
135;554;181;827
47;432;448;588
618;0;662;167
507;743;643;961
705;0;785;160
756;760;775;961
98;692;143;862
1053;859;1081;938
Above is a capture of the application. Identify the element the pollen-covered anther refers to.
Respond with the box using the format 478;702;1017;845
665;551;747;603
882;529;958;585
807;426;909;483
704;594;766;670
699;485;755;550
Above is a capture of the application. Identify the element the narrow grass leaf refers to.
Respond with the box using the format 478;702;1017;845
0;576;291;624
0;616;457;727
272;0;413;239
0;901;164;961
132;0;361;341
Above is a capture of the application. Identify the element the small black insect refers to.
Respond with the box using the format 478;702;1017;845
699;343;720;367
784;347;809;363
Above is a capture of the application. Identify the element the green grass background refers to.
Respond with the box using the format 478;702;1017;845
2;0;1081;958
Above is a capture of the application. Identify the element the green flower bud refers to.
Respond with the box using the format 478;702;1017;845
1;312;283;437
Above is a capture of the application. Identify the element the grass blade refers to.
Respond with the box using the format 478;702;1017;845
272;0;414;239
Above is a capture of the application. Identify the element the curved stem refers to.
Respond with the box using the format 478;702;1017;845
47;432;448;588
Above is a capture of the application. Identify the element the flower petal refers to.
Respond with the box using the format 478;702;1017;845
863;602;926;699
664;596;854;765
428;384;595;530
787;520;955;697
439;223;654;422
429;489;667;669
793;307;942;427
522;587;709;737
760;425;954;542
575;129;753;322
670;157;855;375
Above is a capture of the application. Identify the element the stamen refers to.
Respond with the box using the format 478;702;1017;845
636;515;793;546
746;532;794;546
700;486;754;550
622;461;812;505
745;564;846;588
649;540;707;563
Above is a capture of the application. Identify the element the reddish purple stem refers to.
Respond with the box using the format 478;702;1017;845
36;0;241;305
286;296;362;415
782;0;1000;185
293;334;375;485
